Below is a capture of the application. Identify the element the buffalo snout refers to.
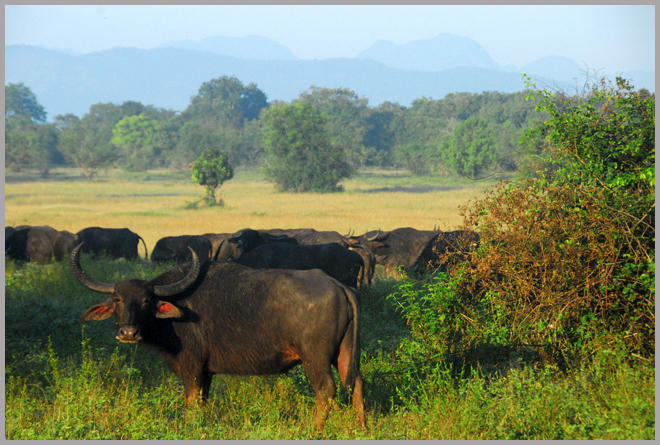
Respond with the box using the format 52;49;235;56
116;325;142;343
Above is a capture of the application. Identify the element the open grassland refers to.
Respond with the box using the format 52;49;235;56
5;167;492;252
4;168;654;439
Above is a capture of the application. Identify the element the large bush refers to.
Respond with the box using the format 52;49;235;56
390;77;654;366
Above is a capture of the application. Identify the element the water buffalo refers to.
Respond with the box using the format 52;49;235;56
354;227;438;276
416;229;480;273
235;242;364;289
151;235;213;264
357;227;479;276
212;228;296;262
260;228;345;245
5;226;17;241
71;243;365;429
5;225;78;263
200;232;235;260
259;228;376;286
76;227;147;260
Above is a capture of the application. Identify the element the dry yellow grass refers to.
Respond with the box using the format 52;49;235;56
4;168;495;252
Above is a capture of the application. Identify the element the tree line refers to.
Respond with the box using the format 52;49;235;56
5;76;544;190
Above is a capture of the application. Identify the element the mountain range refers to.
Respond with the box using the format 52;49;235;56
5;34;654;120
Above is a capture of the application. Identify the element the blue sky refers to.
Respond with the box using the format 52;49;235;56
5;4;655;73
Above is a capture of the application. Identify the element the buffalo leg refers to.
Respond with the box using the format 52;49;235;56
183;368;212;405
335;333;366;428
303;360;335;429
351;375;366;428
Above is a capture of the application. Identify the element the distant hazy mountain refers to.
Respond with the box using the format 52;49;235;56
158;35;298;60
358;33;499;71
5;41;653;120
523;56;586;82
4;44;537;118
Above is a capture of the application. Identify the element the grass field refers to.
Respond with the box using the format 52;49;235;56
4;167;493;252
4;168;655;439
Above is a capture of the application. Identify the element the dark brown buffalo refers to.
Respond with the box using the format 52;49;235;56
5;225;78;263
200;232;235;260
76;226;147;260
259;228;376;287
357;227;479;276
212;228;296;262
151;235;213;264
5;226;17;241
260;228;344;245
355;227;439;275
235;242;364;289
71;243;365;429
416;230;480;273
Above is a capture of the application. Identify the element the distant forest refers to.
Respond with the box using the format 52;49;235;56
5;75;547;180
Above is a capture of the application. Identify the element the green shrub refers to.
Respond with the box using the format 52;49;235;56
191;148;233;206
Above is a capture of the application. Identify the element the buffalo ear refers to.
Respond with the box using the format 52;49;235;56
155;301;183;319
81;302;115;321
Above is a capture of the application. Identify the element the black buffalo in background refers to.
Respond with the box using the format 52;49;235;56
259;228;377;287
355;227;479;276
212;228;297;262
235;241;364;289
5;225;78;264
76;226;148;260
151;235;213;264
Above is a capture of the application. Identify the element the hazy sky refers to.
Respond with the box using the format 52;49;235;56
5;4;656;73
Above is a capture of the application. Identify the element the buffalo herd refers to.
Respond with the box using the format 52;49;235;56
5;225;146;263
7;222;479;429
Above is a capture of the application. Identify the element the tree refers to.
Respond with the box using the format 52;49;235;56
54;101;149;174
5;115;58;175
55;114;117;180
392;97;450;173
393;142;437;175
262;101;352;192
111;113;161;171
169;120;218;169
191;148;234;206
177;76;268;170
298;87;368;168
362;101;405;167
5;83;46;122
184;76;268;127
4;83;58;175
439;116;497;177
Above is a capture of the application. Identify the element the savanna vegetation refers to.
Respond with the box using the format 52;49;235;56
5;76;544;192
4;76;655;439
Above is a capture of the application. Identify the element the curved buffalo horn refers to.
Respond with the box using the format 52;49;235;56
70;243;116;294
366;229;384;242
153;247;201;297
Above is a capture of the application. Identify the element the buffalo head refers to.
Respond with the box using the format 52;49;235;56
71;242;200;343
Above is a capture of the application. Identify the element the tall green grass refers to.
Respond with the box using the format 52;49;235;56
5;258;654;439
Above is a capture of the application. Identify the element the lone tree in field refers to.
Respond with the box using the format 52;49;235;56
262;101;352;192
191;148;234;206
